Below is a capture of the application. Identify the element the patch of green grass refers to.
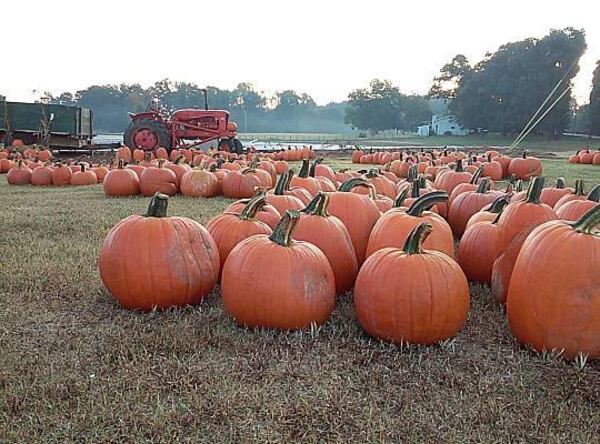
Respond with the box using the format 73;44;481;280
1;159;599;442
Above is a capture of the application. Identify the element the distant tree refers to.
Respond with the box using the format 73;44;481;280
451;28;587;138
589;60;600;136
428;54;471;99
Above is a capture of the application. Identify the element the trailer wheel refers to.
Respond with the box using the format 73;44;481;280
233;138;244;155
219;138;234;152
124;118;171;151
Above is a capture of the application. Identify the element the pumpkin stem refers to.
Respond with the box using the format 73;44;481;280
298;159;310;178
571;204;600;235
524;177;544;203
515;180;524;193
488;195;509;213
407;191;448;217
80;164;85;172
587;184;600;202
144;192;169;218
470;165;483;184
574;179;585;196
402;222;433;255
522;150;528;159
240;195;266;220
284;169;295;191
339;177;370;192
273;173;287;195
455;158;464;172
418;175;428;189
410;178;421;198
309;158;324;178
476;177;490;193
302;192;329;217
269;210;300;247
393;188;410;208
555;177;565;189
365;169;379;179
407;164;418;182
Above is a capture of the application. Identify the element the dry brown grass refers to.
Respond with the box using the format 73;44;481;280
1;158;599;443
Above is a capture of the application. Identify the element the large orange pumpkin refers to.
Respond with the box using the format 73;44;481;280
165;156;192;185
326;178;381;265
553;179;587;211
139;161;178;196
355;223;470;345
366;191;454;258
465;195;509;230
555;184;600;221
70;164;98;186
294;192;358;295
448;178;503;237
207;196;273;273
103;160;140;196
180;167;219;198
539;177;573;207
458;213;502;284
99;193;219;310
222;168;261;198
506;205;600;359
434;158;472;194
30;164;53;186
116;146;132;162
51;163;72;186
289;159;320;196
265;173;305;214
7;160;32;185
221;211;335;330
508;151;542;180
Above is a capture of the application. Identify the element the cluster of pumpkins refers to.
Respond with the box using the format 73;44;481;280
99;148;600;360
0;146;109;186
568;149;600;165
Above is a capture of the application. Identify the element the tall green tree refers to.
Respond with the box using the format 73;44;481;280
428;54;471;99
589;60;600;136
451;28;587;138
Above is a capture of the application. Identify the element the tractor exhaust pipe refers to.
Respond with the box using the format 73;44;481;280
202;88;209;111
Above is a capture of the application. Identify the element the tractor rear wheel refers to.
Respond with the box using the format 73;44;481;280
219;138;234;152
124;119;171;151
233;138;244;155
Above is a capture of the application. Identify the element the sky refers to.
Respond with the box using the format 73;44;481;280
1;0;598;105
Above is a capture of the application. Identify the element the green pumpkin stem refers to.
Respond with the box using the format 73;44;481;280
555;177;565;189
574;179;585;196
572;204;600;235
476;177;490;193
455;158;464;172
489;195;509;213
339;177;369;192
525;177;544;204
269;210;300;247
145;192;169;218
410;179;421;198
284;169;295;191
298;159;310;178
240;195;266;220
80;164;85;172
587;184;600;202
407;191;449;217
470;165;483;184
407;164;418;182
309;158;324;178
393;188;410;208
403;222;433;255
273;173;287;195
302;192;329;217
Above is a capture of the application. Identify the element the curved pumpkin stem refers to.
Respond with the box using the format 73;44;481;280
145;192;169;218
555;177;565;189
587;184;600;202
273;173;287;196
476;177;490;193
309;158;324;178
269;210;301;247
298;159;310;178
470;165;483;184
240;195;266;220
393;188;410;208
407;191;448;217
525;177;544;203
455;158;464;173
410;178;421;198
489;195;509;213
302;192;329;217
572;204;600;235
403;222;433;255
522;150;528;159
338;177;369;192
574;179;585;196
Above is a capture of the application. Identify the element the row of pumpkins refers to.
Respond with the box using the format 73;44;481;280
567;149;600;165
98;148;600;360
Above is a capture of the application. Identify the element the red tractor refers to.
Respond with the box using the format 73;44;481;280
124;92;243;154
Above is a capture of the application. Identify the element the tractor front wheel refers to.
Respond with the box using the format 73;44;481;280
124;119;171;151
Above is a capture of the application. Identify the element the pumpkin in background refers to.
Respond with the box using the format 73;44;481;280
448;178;503;237
555;184;600;221
312;158;337;185
37;149;52;162
222;168;261;198
355;223;469;345
7;160;32;185
99;193;219;311
30;164;53;186
539;177;573;207
465;195;509;230
351;149;364;163
70;165;98;186
294;192;359;295
593;152;600;165
480;155;503;181
51;163;72;186
155;147;169;160
434;158;472;194
289;159;321;196
139;160;178;196
507;205;600;359
0;158;14;173
360;169;396;198
207;195;273;273
116;146;132;162
132;149;145;162
327;178;381;265
553;179;587;211
568;153;581;164
92;164;110;183
496;177;556;253
103;160;140;196
265;173;305;214
578;150;594;164
366;191;454;258
284;170;312;205
126;163;145;180
508;151;542;180
165;156;192;185
180;167;219;198
221;210;335;330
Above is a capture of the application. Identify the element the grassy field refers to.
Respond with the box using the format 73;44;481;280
1;157;599;442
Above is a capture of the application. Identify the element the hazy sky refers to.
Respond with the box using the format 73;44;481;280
2;0;598;105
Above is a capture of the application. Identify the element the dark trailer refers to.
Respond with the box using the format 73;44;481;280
0;100;94;148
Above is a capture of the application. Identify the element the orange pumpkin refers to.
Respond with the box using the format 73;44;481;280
165;156;192;185
180;167;219;198
265;173;305;214
116;146;132;162
99;193;219;310
555;184;600;221
207;196;273;273
7;160;32;185
221;211;335;330
553;179;587;211
103;160;140;196
225;192;282;229
30;164;53;186
448;178;503;237
355;223;469;345
465;195;509;230
508;151;542;180
507;205;600;359
294;193;358;295
92;164;110;183
539;177;573;207
37;149;53;162
70;164;98;186
289;159;320;196
222;168;261;198
51;163;72;186
458;213;502;284
139;160;178;196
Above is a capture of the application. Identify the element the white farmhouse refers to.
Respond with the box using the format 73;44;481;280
417;98;470;136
